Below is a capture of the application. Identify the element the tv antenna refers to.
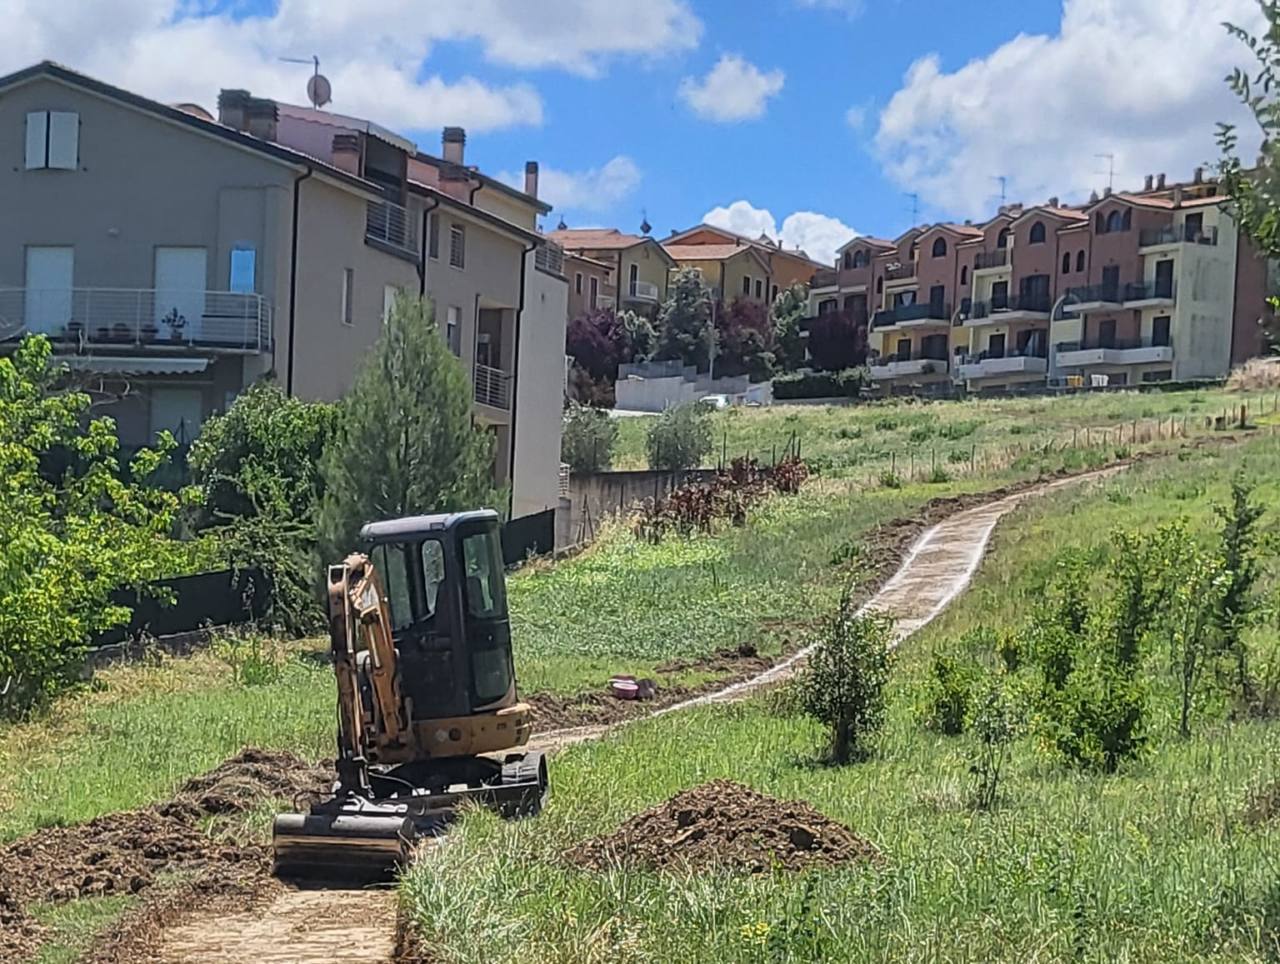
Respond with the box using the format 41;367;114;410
905;192;920;225
1095;153;1116;192
991;175;1008;204
280;55;331;109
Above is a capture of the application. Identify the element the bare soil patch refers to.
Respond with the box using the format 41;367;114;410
565;779;880;874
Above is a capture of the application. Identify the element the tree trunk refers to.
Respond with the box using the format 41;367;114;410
832;717;852;764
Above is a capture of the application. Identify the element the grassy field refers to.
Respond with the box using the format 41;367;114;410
611;387;1276;474
401;435;1280;963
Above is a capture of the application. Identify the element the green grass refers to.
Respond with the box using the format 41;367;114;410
401;435;1280;963
32;895;137;964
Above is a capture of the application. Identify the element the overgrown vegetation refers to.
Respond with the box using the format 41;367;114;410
561;402;618;474
645;401;713;471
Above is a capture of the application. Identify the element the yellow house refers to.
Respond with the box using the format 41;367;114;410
662;242;774;306
548;228;675;314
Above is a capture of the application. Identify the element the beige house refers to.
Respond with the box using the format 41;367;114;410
662;242;774;307
664;224;826;299
0;62;566;521
547;229;675;315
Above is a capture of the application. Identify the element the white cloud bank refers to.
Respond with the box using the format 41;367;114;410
679;54;785;122
501;156;642;215
873;0;1265;219
703;200;859;266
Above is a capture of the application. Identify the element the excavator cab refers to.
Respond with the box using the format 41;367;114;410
271;509;546;882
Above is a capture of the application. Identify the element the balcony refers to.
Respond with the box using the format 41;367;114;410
958;352;1048;380
1055;338;1173;368
872;302;952;329
1139;224;1220;248
973;249;1010;271
811;268;838;289
535;240;565;276
0;288;272;352
625;280;661;304
967;294;1052;324
366;198;419;257
868;355;948;380
1063;283;1123;313
1123;280;1176;308
473;362;512;410
884;263;917;282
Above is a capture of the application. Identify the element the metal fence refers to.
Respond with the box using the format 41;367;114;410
365;198;419;256
473;362;512;409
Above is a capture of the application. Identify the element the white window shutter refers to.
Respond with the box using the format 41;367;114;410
47;112;79;170
24;112;48;169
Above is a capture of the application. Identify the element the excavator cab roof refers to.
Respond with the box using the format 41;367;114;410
359;509;500;545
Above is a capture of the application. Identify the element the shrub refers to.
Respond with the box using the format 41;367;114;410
878;470;903;489
561;403;618;474
919;647;979;735
646;402;713;471
772;368;870;400
926;465;951;484
796;599;895;763
967;671;1024;809
212;629;285;687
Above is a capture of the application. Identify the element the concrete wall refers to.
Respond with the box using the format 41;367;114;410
1171;222;1237;381
512;258;568;518
566;468;718;543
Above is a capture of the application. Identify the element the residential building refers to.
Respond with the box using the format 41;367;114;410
565;251;615;317
661;241;775;308
0;62;566;520
548;228;675;315
664;223;826;300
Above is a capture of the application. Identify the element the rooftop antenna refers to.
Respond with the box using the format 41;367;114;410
905;192;920;226
280;55;331;109
1094;153;1116;192
991;175;1008;205
639;209;652;236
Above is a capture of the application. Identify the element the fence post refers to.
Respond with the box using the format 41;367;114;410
891;451;896;477
970;444;976;472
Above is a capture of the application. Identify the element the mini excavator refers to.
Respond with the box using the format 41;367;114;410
271;510;547;881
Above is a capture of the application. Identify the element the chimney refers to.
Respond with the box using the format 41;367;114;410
331;133;361;175
245;97;278;142
1048;196;1059;208
1103;186;1112;197
1089;190;1100;203
1173;185;1184;207
524;160;539;198
1143;174;1154;191
442;127;466;164
1193;166;1204;185
1156;173;1167;190
217;89;251;131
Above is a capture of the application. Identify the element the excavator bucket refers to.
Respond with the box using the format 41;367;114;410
271;812;417;883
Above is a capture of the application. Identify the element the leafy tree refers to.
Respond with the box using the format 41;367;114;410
655;267;713;370
919;644;980;735
966;671;1024;809
189;383;337;635
807;311;868;372
318;294;499;560
565;308;657;403
771;283;809;371
0;336;198;718
1213;475;1266;703
618;308;658;366
645;402;713;471
796;598;895;763
715;297;777;381
561;402;618;473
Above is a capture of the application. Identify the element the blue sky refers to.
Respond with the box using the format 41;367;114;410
4;0;1263;263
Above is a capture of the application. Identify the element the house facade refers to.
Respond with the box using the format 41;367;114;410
663;224;825;301
661;242;774;308
548;229;674;316
565;252;616;318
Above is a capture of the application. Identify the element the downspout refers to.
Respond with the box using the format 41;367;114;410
418;196;441;297
285;165;313;397
469;177;483;206
507;239;537;519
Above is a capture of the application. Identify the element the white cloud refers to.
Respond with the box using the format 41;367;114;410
793;0;865;16
678;54;785;123
703;200;859;266
844;102;870;131
0;0;703;133
500;156;642;214
874;0;1266;219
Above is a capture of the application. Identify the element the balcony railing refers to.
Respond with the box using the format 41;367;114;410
473;362;512;410
872;301;951;328
1056;338;1170;353
1064;283;1123;305
970;294;1052;319
973;249;1009;270
811;268;838;288
1123;280;1176;302
366;198;419;256
0;288;272;352
535;240;565;276
1139;224;1220;247
627;280;660;303
884;263;917;282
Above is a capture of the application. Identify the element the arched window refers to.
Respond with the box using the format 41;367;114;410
1122;208;1132;230
852;249;868;269
1076;250;1085;272
843;251;853;269
1029;221;1047;244
960;265;969;285
1096;213;1106;233
1062;252;1072;274
996;228;1010;249
932;237;947;258
1106;210;1124;233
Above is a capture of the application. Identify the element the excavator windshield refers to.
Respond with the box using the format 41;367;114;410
370;539;445;634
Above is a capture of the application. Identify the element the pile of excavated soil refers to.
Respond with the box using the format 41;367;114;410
0;886;45;964
566;780;880;874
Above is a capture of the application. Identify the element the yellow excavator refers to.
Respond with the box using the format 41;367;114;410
271;509;548;881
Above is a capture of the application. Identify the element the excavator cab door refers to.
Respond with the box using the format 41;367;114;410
455;519;516;710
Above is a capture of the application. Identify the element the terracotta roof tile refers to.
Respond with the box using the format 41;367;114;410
548;228;647;251
663;243;760;261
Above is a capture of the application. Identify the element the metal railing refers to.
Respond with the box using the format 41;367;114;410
973;249;1009;270
1055;337;1170;353
473;362;512;409
1124;280;1176;301
0;288;272;351
872;301;951;328
627;279;660;302
885;263;917;281
960;345;1048;364
1065;283;1123;304
1139;224;1220;247
536;240;565;276
970;293;1052;318
366;198;419;256
811;268;838;287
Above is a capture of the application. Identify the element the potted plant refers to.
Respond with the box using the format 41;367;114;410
162;307;187;343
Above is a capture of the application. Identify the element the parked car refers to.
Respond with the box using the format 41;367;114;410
698;394;730;410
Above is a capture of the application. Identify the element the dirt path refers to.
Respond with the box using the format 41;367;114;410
144;467;1117;961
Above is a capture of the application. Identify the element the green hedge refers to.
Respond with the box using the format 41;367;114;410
773;367;871;400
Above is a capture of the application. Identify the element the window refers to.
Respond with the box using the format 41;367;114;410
461;527;513;705
1076;250;1085;272
818;298;837;314
628;263;639;295
575;272;583;295
1029;221;1046;244
896;338;911;361
991;280;1009;310
932;237;947;258
589;276;599;309
876;276;883;294
445;305;461;355
929;284;945;311
1106;210;1124;233
229;248;256;293
997;228;1010;249
852;249;869;269
742;275;752;296
1098;318;1117;348
448;223;465;268
843;251;853;269
771;285;778;302
1062;252;1072;274
988;333;1006;358
1096;213;1107;233
1152;315;1171;347
754;279;763;299
24;111;79;170
341;268;354;325
960;265;969;285
427;212;440;260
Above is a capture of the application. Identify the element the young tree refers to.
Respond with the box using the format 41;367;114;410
807;311;868;372
655;267;713;370
1214;475;1266;703
618;308;658;366
0;336;196;717
566;308;624;383
645;402;713;471
797;599;895;763
966;671;1023;809
771;283;810;372
715;297;777;380
561;402;618;473
318;294;499;560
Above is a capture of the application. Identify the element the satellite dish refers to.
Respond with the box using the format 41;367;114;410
307;73;332;109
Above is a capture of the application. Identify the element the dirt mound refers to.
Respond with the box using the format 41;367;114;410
566;780;880;874
173;747;331;815
0;886;45;964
